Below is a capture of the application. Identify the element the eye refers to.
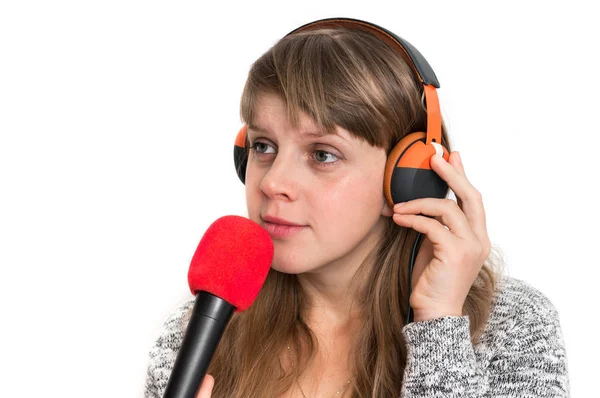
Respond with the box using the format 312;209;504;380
314;150;338;164
249;141;276;155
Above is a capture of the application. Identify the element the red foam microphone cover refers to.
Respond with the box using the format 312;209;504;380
188;215;274;312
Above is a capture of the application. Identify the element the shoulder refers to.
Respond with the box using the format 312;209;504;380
488;275;560;328
474;276;570;393
478;274;565;350
144;297;196;398
150;297;196;352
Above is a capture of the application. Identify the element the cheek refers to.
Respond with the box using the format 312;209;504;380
244;166;263;221
316;171;385;226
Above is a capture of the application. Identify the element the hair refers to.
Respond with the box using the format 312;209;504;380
207;26;504;397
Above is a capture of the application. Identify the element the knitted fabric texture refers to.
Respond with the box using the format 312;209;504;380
143;276;570;397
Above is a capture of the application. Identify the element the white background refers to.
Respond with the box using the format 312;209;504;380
0;1;597;396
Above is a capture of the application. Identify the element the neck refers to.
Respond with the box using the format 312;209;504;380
297;274;362;335
296;216;387;334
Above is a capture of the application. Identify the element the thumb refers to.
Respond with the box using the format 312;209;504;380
195;374;215;398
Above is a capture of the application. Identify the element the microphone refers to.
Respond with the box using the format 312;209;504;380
163;215;274;398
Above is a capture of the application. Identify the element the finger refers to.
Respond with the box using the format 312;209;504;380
196;374;214;398
392;212;457;246
448;152;465;208
449;151;466;177
430;153;487;241
394;198;475;240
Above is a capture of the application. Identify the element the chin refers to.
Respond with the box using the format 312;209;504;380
270;261;305;275
270;252;315;275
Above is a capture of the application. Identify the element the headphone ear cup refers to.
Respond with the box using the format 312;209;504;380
384;132;450;208
234;125;248;184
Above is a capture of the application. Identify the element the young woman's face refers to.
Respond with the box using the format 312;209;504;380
245;93;392;275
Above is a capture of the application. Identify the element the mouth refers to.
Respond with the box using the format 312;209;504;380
261;215;307;239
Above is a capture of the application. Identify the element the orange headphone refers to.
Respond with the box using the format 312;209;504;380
233;17;450;208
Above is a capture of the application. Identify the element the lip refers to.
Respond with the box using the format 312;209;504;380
261;215;307;239
262;215;304;226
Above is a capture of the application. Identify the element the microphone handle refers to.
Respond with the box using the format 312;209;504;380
163;291;235;398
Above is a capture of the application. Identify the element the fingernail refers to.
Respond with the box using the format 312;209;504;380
394;202;406;209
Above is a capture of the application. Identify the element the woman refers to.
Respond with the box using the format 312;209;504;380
144;18;569;397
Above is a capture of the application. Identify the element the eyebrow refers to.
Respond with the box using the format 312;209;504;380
247;122;338;139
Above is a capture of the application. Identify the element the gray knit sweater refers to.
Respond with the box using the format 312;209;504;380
144;276;570;397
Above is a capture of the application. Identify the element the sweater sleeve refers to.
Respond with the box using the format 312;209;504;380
144;299;195;398
400;292;570;397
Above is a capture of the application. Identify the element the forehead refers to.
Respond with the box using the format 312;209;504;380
248;93;344;140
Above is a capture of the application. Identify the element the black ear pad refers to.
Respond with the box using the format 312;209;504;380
234;125;248;184
383;132;450;208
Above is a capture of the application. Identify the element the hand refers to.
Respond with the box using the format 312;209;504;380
392;151;491;322
195;374;214;398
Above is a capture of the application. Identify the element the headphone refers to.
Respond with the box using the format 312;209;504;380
232;17;451;323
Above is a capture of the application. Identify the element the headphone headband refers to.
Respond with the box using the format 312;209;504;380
285;17;440;88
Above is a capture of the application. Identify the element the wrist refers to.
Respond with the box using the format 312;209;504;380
412;308;462;322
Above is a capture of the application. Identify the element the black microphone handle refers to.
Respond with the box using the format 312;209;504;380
163;291;235;398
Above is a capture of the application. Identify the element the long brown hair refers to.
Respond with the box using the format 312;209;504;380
207;26;504;397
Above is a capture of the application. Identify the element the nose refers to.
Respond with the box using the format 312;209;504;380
259;151;300;202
